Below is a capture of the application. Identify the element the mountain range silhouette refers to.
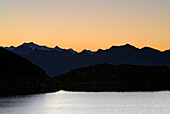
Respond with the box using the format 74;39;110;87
3;42;170;76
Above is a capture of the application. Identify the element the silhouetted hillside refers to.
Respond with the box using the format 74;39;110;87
0;47;60;96
4;42;170;76
54;63;170;92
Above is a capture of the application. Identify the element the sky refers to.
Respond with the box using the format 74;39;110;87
1;0;170;51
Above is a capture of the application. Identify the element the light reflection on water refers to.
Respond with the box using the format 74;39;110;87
0;91;170;114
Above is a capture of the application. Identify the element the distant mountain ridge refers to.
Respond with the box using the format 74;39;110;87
4;42;169;55
3;42;170;76
5;42;79;55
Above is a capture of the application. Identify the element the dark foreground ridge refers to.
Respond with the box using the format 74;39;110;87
54;63;170;92
0;47;60;96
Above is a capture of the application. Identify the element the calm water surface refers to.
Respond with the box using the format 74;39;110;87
0;91;170;114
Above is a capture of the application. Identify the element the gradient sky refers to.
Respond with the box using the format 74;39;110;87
1;0;170;51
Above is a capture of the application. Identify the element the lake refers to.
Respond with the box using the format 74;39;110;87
0;91;170;114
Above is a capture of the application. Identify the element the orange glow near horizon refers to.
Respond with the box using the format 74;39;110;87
1;0;170;52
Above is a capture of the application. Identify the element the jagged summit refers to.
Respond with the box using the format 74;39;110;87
23;42;35;45
109;43;137;49
123;43;135;47
164;49;170;53
22;42;52;50
22;42;40;48
54;46;65;52
68;49;78;54
4;46;15;51
80;49;95;55
141;47;161;53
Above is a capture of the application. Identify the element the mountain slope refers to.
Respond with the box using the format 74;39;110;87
0;47;60;96
54;63;170;92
